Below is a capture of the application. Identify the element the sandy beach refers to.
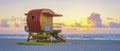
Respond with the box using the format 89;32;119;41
0;39;120;51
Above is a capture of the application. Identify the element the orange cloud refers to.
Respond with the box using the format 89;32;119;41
0;13;120;34
61;12;119;33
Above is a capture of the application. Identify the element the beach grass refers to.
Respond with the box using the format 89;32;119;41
17;41;61;45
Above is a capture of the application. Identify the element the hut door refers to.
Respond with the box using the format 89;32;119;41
44;24;50;32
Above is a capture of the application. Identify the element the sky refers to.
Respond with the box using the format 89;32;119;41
0;0;120;34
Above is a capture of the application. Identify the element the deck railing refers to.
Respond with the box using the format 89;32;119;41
53;23;62;33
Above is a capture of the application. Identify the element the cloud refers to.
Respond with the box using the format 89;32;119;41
106;18;114;20
10;16;16;21
74;23;81;27
62;28;120;34
87;13;103;27
0;19;10;28
87;13;109;28
63;12;120;32
0;30;27;34
0;13;119;34
109;22;120;28
14;23;20;27
71;22;81;27
10;16;25;21
61;23;66;26
86;13;120;28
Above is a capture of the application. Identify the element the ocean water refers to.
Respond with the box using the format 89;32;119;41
0;34;120;40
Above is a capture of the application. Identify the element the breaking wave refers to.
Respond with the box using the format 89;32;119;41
0;34;120;40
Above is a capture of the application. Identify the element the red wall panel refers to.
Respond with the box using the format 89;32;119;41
27;9;42;32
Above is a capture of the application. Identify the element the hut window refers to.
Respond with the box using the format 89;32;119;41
32;16;34;20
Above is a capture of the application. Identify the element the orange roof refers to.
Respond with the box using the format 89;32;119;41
43;12;63;17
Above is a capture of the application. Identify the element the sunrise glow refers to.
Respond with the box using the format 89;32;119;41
0;0;120;34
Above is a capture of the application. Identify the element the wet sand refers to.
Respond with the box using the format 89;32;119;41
0;39;120;51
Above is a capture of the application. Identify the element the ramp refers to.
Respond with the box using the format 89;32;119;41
50;33;66;42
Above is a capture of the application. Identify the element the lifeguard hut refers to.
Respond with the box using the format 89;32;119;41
25;9;65;42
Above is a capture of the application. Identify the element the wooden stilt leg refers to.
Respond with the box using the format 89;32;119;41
27;33;31;42
48;34;51;40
